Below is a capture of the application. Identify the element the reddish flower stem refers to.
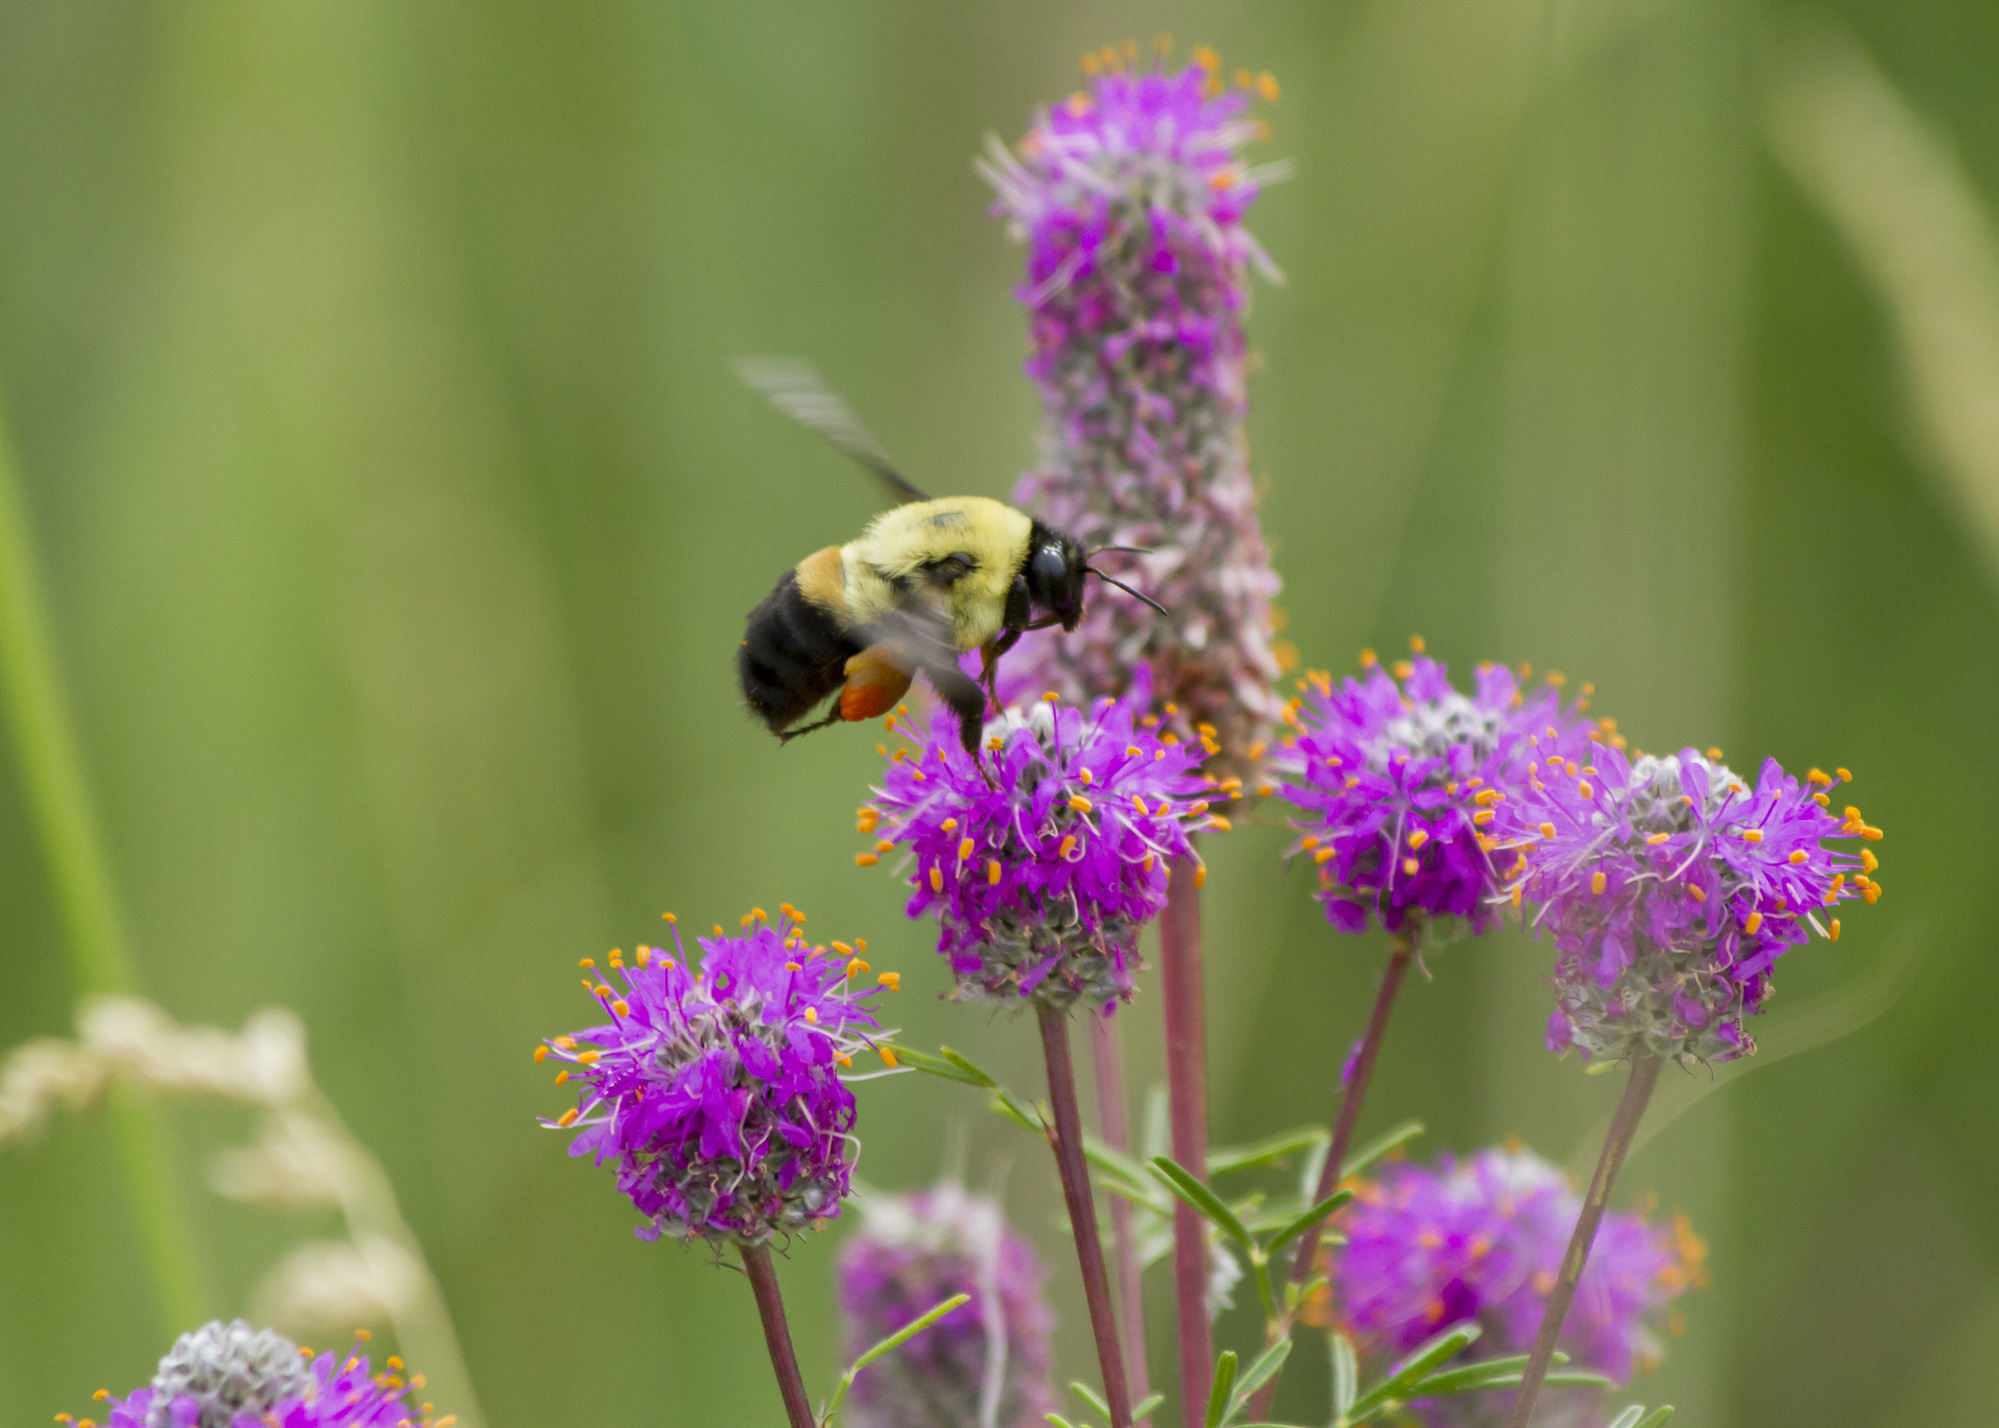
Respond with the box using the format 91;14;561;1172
740;1240;816;1428
1158;852;1210;1428
1289;926;1416;1288
1090;1008;1151;1402
1503;1052;1664;1428
1039;1001;1135;1428
1247;924;1416;1422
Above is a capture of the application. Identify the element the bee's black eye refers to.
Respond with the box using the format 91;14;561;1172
1029;545;1068;591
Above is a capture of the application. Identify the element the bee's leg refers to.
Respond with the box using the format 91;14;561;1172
923;662;989;757
777;697;848;743
986;576;1032;707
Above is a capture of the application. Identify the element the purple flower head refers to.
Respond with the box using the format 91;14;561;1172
539;907;896;1245
862;678;1218;1010
1276;653;1594;939
981;47;1285;763
1509;746;1879;1064
1324;1146;1705;1425
837;1182;1055;1428
81;1323;433;1428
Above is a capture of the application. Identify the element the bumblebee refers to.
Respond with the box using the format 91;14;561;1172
735;360;1164;752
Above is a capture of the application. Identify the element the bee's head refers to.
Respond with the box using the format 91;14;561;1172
1025;523;1090;631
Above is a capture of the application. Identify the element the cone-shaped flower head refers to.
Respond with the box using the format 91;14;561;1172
836;1182;1055;1428
981;46;1285;760
1510;747;1878;1063
861;683;1218;1009
539;908;896;1245
1277;653;1594;939
74;1324;435;1428
1322;1147;1705;1425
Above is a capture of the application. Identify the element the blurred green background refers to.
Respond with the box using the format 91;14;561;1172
1;1;1994;1424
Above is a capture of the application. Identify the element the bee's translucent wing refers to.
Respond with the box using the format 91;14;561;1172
860;588;987;749
735;356;932;505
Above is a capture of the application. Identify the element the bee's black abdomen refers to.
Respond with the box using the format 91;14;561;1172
739;571;861;735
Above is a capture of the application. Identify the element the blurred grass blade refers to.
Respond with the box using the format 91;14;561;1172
852;1293;969;1370
1148;1155;1253;1249
1331;1331;1359;1419
822;1294;970;1424
1230;1338;1292;1413
0;401;206;1332
1604;1408;1645;1428
1264;1189;1355;1255
1346;1323;1479;1418
1208;1125;1328;1176
1205;1349;1239;1428
1633;1409;1675;1428
938;1045;1001;1087
891;1045;988;1087
1133;1391;1165;1421
1339;1121;1424;1179
1071;1381;1111;1416
1411;1351;1557;1395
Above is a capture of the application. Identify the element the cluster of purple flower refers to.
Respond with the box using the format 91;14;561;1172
859;683;1220;1009
982;45;1285;758
1321;1146;1706;1421
837;1183;1056;1428
1509;748;1878;1062
1277;647;1880;1065
73;1322;438;1428
539;908;898;1245
1277;651;1594;939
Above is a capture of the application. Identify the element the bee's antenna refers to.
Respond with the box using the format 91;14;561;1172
1086;565;1170;616
1088;544;1153;558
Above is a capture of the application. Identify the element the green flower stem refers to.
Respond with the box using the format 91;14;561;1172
0;400;207;1331
1503;1052;1664;1428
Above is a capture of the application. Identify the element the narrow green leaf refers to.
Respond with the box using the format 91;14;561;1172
992;1088;1043;1131
937;1045;1001;1088
1632;1409;1674;1428
1132;1391;1165;1421
1413;1352;1561;1396
1346;1323;1478;1418
1043;1414;1082;1428
1330;1331;1358;1419
1149;1156;1254;1249
1604;1407;1645;1428
1208;1125;1329;1176
852;1293;970;1370
1230;1338;1293;1412
1070;1381;1111;1416
1083;1137;1165;1205
1205;1350;1239;1428
1542;1372;1616;1390
892;1045;988;1087
1338;1120;1424;1179
1263;1189;1355;1255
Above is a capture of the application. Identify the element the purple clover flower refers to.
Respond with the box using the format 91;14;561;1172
539;907;897;1245
1324;1146;1705;1424
1277;653;1594;939
1509;747;1880;1063
981;48;1285;761
861;682;1218;1009
837;1182;1055;1428
77;1323;434;1428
